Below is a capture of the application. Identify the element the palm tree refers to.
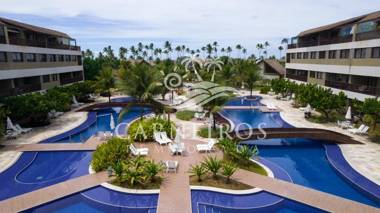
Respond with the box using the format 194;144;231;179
235;44;242;58
278;46;284;59
243;61;261;97
212;41;218;57
226;46;232;57
242;48;247;59
281;38;289;46
175;45;181;58
95;66;115;102
264;41;270;58
204;58;224;82
164;41;172;58
181;55;203;81
119;47;128;61
221;48;225;57
256;43;263;59
206;43;213;58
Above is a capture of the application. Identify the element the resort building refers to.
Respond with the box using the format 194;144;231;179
285;11;380;101
257;59;285;80
0;17;84;96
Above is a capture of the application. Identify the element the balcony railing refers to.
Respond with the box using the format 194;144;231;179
14;84;41;94
287;44;297;49
356;30;380;41
320;36;352;45
7;36;80;51
286;73;308;82
325;80;380;96
60;76;83;85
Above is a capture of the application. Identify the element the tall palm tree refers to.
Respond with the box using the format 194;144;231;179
205;58;224;82
206;43;213;58
242;61;261;97
164;41;172;59
242;48;247;59
278;46;284;59
235;44;242;58
181;55;203;81
212;41;218;57
264;41;270;58
119;47;128;61
95;66;115;102
221;48;226;57
175;45;182;58
256;43;263;59
226;46;232;57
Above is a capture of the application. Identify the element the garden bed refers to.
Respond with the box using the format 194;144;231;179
190;174;252;190
175;110;195;121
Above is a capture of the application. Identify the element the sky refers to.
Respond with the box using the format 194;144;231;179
0;0;379;57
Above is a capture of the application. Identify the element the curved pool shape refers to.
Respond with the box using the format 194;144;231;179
24;186;158;213
225;96;262;107
220;109;293;130
16;152;92;184
242;138;380;207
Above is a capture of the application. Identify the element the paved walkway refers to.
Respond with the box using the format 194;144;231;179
247;90;380;185
0;171;111;212
0;136;104;152
234;169;379;213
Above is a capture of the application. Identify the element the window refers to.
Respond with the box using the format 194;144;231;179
328;50;337;59
316;72;323;79
52;74;58;81
319;51;326;59
340;49;350;59
71;55;77;61
303;52;309;59
12;52;23;62
49;54;56;62
40;54;47;62
310;71;316;78
25;53;36;62
371;47;380;58
339;26;353;37
310;52;317;59
58;55;65;62
65;55;70;62
357;21;376;33
0;52;7;62
354;48;366;59
291;53;295;59
42;75;50;83
297;52;302;59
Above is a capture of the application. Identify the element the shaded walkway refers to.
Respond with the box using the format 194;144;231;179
0;171;111;212
233;169;379;213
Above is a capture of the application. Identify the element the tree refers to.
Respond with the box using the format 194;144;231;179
222;162;237;183
204;58;224;82
235;44;242;58
202;156;222;179
119;47;128;61
264;41;270;58
362;98;380;129
243;61;261;97
256;43;264;59
181;55;203;81
189;164;207;182
278;46;284;58
95;66;115;102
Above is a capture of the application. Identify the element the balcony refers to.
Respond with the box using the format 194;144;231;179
8;37;80;51
60;75;83;85
0;36;6;44
14;84;41;94
319;35;353;45
356;30;380;41
325;80;380;96
286;73;308;82
287;44;297;49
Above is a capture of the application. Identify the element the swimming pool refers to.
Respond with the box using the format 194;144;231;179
241;138;380;208
225;96;262;107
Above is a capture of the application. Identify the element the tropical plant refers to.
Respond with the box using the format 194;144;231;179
362;98;380;129
204;58;224;82
202;156;222;179
91;137;132;172
189;164;208;182
236;145;259;162
242;61;261;97
181;55;203;81
144;160;164;182
95;66;115;102
128;117;176;142
222;162;238;183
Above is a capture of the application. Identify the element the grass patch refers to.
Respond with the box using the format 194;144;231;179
176;110;195;121
197;127;225;138
223;155;267;176
190;174;252;190
111;177;162;190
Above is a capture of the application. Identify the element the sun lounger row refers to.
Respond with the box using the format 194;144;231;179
5;117;33;139
348;124;369;135
154;132;172;145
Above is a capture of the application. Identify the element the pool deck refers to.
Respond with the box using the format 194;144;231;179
0;136;104;152
0;171;112;212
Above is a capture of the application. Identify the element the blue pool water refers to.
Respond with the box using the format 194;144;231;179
220;109;293;130
24;186;158;213
225;96;262;107
242;138;380;207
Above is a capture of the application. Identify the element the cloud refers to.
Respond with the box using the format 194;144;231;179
0;0;379;56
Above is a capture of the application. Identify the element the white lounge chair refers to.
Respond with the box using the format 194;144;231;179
348;124;366;134
130;144;149;156
266;103;277;111
194;112;206;120
15;124;32;134
165;160;178;173
168;143;185;155
337;120;352;129
5;130;19;139
154;132;169;145
196;139;216;152
160;132;173;144
7;117;31;135
71;96;84;108
281;96;291;101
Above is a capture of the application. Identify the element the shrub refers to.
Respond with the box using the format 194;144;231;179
176;110;195;121
128;117;176;142
202;156;222;179
0;107;7;138
189;164;208;182
91;137;132;172
259;86;271;94
222;162;238;183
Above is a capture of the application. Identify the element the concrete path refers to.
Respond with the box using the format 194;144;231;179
0;171;111;212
